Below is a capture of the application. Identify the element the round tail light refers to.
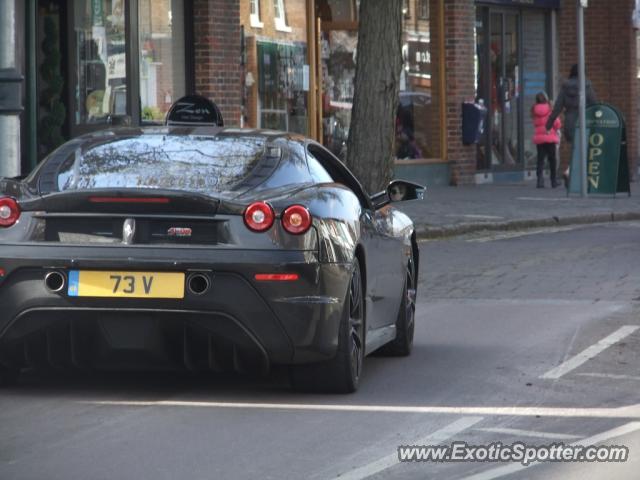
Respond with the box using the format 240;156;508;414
0;197;20;228
244;202;275;232
282;205;312;235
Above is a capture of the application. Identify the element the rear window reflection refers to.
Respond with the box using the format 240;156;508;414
56;135;268;194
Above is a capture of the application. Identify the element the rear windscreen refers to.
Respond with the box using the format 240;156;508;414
55;135;269;194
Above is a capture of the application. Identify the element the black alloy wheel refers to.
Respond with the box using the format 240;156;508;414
290;258;365;393
378;257;416;356
347;259;365;384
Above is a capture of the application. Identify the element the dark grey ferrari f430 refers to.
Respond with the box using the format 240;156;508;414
0;126;423;393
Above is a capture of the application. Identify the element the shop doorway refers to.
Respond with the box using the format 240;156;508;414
476;6;552;173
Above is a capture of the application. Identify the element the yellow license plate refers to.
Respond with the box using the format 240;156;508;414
67;271;185;299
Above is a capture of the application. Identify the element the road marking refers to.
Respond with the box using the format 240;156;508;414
516;197;571;201
83;400;640;419
475;427;580;440
577;372;640;381
424;298;626;308
460;421;640;480
333;417;483;480
541;325;639;379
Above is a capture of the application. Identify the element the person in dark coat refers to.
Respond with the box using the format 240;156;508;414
545;64;597;185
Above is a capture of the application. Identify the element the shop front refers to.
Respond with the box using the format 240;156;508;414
33;0;192;161
474;0;559;180
315;1;436;156
313;0;446;184
256;41;308;134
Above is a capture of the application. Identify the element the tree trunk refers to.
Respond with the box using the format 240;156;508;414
346;0;403;194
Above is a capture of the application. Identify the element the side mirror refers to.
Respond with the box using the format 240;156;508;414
387;179;426;202
370;179;426;209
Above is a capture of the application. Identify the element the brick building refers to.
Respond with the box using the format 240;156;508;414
439;0;638;186
1;0;638;187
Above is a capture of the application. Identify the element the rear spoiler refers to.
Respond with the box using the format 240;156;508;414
19;189;221;215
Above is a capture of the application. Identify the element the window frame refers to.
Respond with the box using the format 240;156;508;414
65;0;194;137
418;0;429;20
274;0;292;32
250;0;264;28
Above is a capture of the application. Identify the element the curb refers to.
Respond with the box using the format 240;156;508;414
415;211;640;240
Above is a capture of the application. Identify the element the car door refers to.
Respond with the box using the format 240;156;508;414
305;143;405;333
367;203;408;329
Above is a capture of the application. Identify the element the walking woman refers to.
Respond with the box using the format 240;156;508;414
545;64;597;185
532;92;561;188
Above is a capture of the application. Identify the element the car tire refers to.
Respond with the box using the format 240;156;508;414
377;257;416;357
290;259;365;394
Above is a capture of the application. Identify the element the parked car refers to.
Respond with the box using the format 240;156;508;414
0;125;423;393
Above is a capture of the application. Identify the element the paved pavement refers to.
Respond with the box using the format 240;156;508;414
396;182;640;239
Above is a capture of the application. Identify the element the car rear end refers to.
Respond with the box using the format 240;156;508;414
0;130;351;375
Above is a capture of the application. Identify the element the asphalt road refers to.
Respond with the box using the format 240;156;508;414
2;222;640;479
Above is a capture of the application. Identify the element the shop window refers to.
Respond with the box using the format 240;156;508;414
257;41;308;135
71;0;188;132
320;30;358;160
37;1;67;159
319;23;435;161
522;10;548;170
397;9;434;159
73;0;127;125
138;0;186;123
274;0;291;32
250;0;263;28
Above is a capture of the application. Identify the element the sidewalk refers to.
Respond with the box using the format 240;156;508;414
397;182;640;239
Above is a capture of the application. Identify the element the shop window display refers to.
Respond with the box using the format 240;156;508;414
321;30;357;160
398;33;432;159
476;7;552;171
257;41;308;135
138;0;186;123
522;10;549;170
74;0;127;125
73;0;186;127
319;1;434;161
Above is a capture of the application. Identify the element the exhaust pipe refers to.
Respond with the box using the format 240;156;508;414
187;273;210;296
44;271;66;293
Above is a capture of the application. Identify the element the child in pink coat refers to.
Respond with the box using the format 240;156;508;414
532;92;561;188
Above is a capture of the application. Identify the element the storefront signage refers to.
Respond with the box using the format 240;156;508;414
476;0;560;8
568;104;630;196
166;95;224;126
407;41;431;78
